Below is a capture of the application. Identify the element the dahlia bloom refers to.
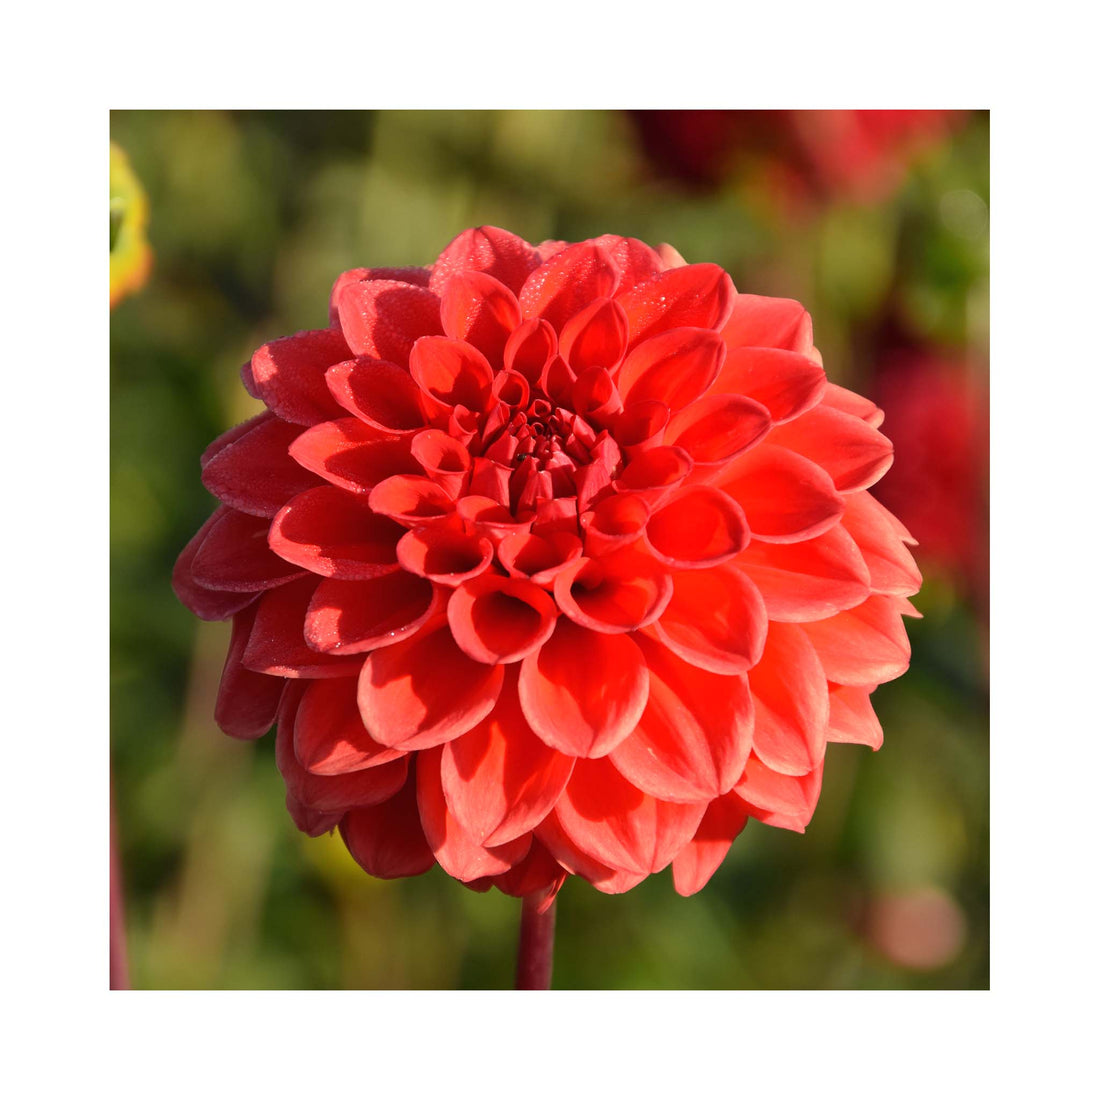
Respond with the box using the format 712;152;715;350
174;227;920;909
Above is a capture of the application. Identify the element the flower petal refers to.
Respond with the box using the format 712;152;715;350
535;811;649;895
336;279;442;365
841;491;921;597
214;604;285;738
441;670;574;846
827;683;884;749
304;572;439;655
616;264;735;348
671;793;749;897
518;242;621;331
664;393;772;467
429;226;541;296
610;636;753;802
325;358;425;434
172;508;261;621
798;594;912;686
340;767;436;878
249;329;351;425
652;563;767;674
358;618;505;750
645;485;749;569
329;266;431;324
447;574;558;665
192;507;306;592
734;523;871;622
294;677;406;775
553;549;671;634
553;757;707;875
719;444;844;544
202;413;323;518
439;270;522;362
768;405;894;493
720;293;814;354
558;297;629;374
748;622;828;776
617;328;725;412
734;755;824;833
713;347;826;424
269;486;403;579
518;619;649;758
490;839;568;905
409;336;495;413
288;418;418;495
416;746;532;880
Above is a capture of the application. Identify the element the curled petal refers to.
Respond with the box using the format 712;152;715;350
336;279;442;365
305;572;439;654
447;574;559;665
558;297;629;374
325;359;425;434
719;445;844;544
714;347;826;424
720;293;814;354
734;523;871;622
665;393;771;469
617;264;735;348
289;418;418;495
613;400;670;455
580;492;650;557
798;594;913;686
518;242;621;331
768;405;894;493
748;622;829;776
202;413;322;518
410;336;496;415
645;485;749;569
826;684;884;749
294;678;406;775
416;747;532;881
358;618;505;750
519;619;649;758
269;486;403;579
441;669;574;846
249;329;351;425
554;550;671;634
368;474;455;526
611;636;753;802
410;429;472;496
497;530;584;586
243;577;363;678
614;445;693;506
553;757;707;875
215;604;285;738
429;226;541;296
503;317;557;384
652;563;767;675
617;327;725;412
671;793;750;897
440;270;522;362
397;522;493;586
340;767;436;879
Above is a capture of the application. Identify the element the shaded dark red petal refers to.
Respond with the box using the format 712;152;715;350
336;279;443;364
768;405;894;493
518;241;621;331
294;677;406;775
409;336;496;414
409;429;472;496
440;669;574;846
652;563;767;674
416;746;532;880
191;507;306;592
249;329;351;425
277;685;408;812
215;604;285;738
304;572;439;655
553;757;707;875
719;445;844;544
503;317;558;384
617;264;735;348
396;521;493;586
329;266;431;325
202;413;322;518
747;622;828;776
340;766;436;878
490;839;568;905
798;595;913;686
518;619;649;757
671;793;749;897
172;508;261;621
368;475;455;526
734;523;871;622
558;297;629;374
429;226;541;296
610;636;753;802
269;486;403;579
289;418;418;495
358;618;505;750
447;574;558;665
714;347;826;424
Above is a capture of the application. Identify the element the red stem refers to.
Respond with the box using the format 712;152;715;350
515;895;556;990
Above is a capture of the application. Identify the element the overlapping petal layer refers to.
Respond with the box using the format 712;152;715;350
175;227;920;902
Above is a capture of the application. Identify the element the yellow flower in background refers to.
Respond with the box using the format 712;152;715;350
110;143;152;308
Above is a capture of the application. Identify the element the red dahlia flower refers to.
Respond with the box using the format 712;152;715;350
174;227;921;912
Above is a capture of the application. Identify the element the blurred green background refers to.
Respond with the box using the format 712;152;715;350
109;110;988;989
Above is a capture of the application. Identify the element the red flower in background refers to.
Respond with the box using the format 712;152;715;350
872;349;988;595
175;227;921;909
630;110;962;203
